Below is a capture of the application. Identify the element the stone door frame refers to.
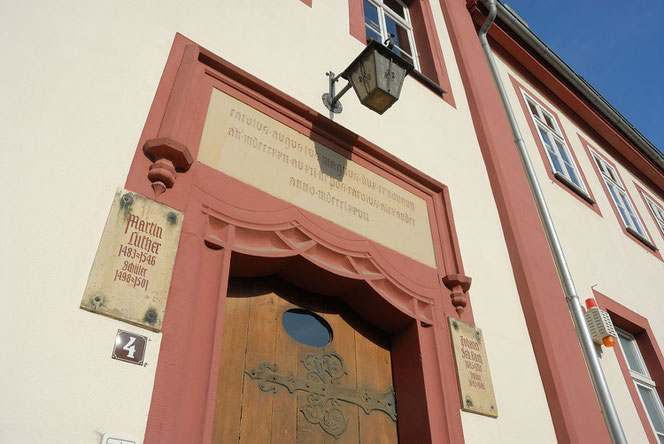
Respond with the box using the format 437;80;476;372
125;33;474;444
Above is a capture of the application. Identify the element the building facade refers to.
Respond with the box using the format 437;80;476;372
1;0;662;443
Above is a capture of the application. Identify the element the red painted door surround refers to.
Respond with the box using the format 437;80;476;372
125;34;475;443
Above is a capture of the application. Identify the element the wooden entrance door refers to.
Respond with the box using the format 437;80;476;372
212;276;398;443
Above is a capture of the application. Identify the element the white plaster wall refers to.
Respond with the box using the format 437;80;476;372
0;0;556;442
494;53;664;443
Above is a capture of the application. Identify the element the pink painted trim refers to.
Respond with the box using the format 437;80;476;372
409;0;455;107
443;1;611;441
201;231;234;441
634;183;664;241
348;0;366;42
127;33;470;444
579;135;662;260
509;75;601;216
594;290;664;444
200;201;440;324
300;0;312;6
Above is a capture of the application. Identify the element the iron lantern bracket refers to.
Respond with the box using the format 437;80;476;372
322;71;351;114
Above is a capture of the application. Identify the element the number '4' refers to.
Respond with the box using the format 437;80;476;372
123;336;137;358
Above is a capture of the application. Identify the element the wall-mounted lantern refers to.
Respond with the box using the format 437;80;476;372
322;39;414;115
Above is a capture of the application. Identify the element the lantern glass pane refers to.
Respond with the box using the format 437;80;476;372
343;40;412;114
375;50;407;100
349;51;378;103
364;90;396;114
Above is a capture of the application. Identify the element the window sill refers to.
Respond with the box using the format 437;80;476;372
626;226;658;251
410;70;446;96
553;172;595;205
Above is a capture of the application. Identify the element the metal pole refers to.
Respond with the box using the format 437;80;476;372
331;82;352;105
323;71;350;115
477;1;627;442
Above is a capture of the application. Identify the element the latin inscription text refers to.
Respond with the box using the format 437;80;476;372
227;108;418;227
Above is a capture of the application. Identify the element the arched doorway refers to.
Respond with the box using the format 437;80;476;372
129;34;474;443
213;275;398;443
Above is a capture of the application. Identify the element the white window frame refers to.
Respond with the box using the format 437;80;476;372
363;0;420;71
590;150;651;242
643;193;664;237
617;328;664;442
520;90;589;196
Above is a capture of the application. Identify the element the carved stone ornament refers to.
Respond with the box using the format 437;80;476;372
142;137;194;197
245;351;396;437
201;208;438;326
442;273;472;315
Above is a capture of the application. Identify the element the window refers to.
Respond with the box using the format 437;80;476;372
348;0;455;104
643;193;664;236
363;0;420;70
617;329;664;442
590;151;649;240
596;291;664;442
521;91;587;195
282;309;332;347
510;79;600;213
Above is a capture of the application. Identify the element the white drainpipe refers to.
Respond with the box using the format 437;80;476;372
476;1;627;442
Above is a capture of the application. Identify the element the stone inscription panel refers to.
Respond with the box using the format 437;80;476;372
80;189;183;331
197;88;436;267
448;317;498;418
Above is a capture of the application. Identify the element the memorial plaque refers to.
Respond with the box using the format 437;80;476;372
448;317;498;417
80;189;183;331
198;88;437;267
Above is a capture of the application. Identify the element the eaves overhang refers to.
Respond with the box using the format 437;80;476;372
473;0;664;178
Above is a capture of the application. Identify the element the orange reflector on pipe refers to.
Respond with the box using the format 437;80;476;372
603;336;616;347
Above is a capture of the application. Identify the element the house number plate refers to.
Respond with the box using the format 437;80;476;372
112;329;147;366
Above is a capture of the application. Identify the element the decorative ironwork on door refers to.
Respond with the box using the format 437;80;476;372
245;351;397;437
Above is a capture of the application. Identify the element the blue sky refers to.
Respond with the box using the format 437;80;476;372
501;1;664;154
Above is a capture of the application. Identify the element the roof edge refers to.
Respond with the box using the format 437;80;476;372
479;0;664;173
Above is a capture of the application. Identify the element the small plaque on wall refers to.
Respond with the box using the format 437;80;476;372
80;189;183;331
112;329;147;366
448;317;498;417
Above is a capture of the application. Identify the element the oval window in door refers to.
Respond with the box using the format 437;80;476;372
282;309;332;347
